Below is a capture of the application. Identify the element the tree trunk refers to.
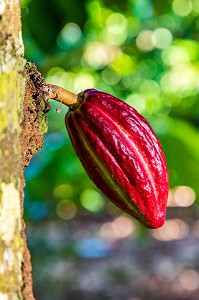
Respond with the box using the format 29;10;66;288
0;1;49;299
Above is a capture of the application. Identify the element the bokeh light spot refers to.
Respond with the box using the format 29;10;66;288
167;185;196;207
111;54;136;75
56;200;76;220
161;64;198;95
80;189;105;212
178;269;199;291
103;13;127;45
100;216;137;241
133;0;154;20
157;14;179;32
112;216;136;238
84;42;119;69
152;28;172;49
46;67;74;92
155;258;179;282
73;72;95;93
161;45;190;66
74;238;111;258
102;68;121;85
57;23;81;49
138;59;158;79
127;17;140;38
136;30;154;52
53;184;74;199
151;219;189;241
172;0;192;16
174;186;195;207
140;80;161;96
126;94;146;113
106;12;126;30
192;0;199;12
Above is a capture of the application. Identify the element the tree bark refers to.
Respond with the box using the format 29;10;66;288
0;1;49;299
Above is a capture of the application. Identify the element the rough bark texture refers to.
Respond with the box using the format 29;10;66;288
0;1;25;298
20;63;50;300
0;1;49;299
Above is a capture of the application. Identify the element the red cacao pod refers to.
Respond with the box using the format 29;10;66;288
65;89;169;229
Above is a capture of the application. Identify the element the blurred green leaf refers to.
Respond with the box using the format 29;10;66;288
161;119;199;197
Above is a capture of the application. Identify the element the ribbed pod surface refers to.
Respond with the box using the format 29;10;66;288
65;89;169;228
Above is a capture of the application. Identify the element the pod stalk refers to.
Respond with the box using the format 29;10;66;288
45;84;79;109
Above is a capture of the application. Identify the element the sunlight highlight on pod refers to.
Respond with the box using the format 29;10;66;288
99;216;138;241
167;185;196;207
56;200;77;220
151;219;189;241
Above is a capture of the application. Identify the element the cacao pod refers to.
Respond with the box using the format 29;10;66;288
65;89;169;229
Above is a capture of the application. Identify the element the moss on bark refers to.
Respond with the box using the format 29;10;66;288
0;1;50;299
0;1;26;298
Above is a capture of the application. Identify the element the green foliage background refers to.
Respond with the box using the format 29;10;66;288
22;0;199;200
22;0;199;216
21;0;199;299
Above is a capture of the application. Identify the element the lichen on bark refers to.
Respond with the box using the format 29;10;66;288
0;1;50;299
0;0;26;298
